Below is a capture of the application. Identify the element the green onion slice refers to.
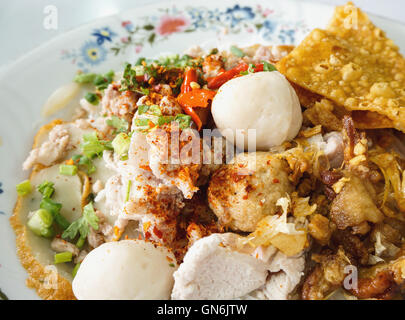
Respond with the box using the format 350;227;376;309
134;118;151;127
59;164;78;176
54;251;73;264
37;180;55;199
149;105;162;116
158;116;175;126
76;236;86;249
80;132;112;158
125;180;132;202
72;263;81;278
112;133;131;158
106;116;128;133
16;180;32;196
73;73;97;84
72;154;96;175
40;198;69;230
27;209;54;238
138;105;150;115
175;114;192;129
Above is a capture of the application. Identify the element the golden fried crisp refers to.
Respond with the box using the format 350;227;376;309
352;110;396;129
208;152;293;232
303;99;346;131
277;2;405;132
293;83;395;130
290;82;323;108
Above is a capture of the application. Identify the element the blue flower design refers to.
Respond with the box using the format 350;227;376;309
91;27;117;45
187;8;207;29
260;20;277;40
60;5;307;68
187;8;221;30
80;41;107;66
224;5;255;27
278;29;295;44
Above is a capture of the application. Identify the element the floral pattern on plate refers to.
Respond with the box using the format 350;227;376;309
61;27;117;70
60;4;310;70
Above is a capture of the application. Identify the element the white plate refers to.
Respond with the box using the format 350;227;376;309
1;0;405;300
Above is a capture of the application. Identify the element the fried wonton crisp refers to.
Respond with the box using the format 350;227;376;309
277;2;405;132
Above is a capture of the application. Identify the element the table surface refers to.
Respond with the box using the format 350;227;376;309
1;0;404;68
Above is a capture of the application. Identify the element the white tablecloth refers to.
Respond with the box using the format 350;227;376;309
0;0;403;68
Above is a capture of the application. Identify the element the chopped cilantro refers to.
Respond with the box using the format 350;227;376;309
135;87;150;95
62;203;99;241
120;62;138;92
93;70;114;90
136;54;199;70
263;61;277;72
135;57;146;66
209;48;219;55
84;92;100;105
172;77;184;96
156;54;195;68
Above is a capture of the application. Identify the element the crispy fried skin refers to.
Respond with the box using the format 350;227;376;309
302;247;351;300
350;270;397;299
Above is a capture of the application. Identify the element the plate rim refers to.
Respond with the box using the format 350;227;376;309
3;0;405;78
2;0;405;300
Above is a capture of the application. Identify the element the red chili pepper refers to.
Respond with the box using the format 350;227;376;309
181;68;198;93
177;89;216;109
177;89;216;131
178;69;215;131
254;64;264;72
207;63;264;89
182;106;203;131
